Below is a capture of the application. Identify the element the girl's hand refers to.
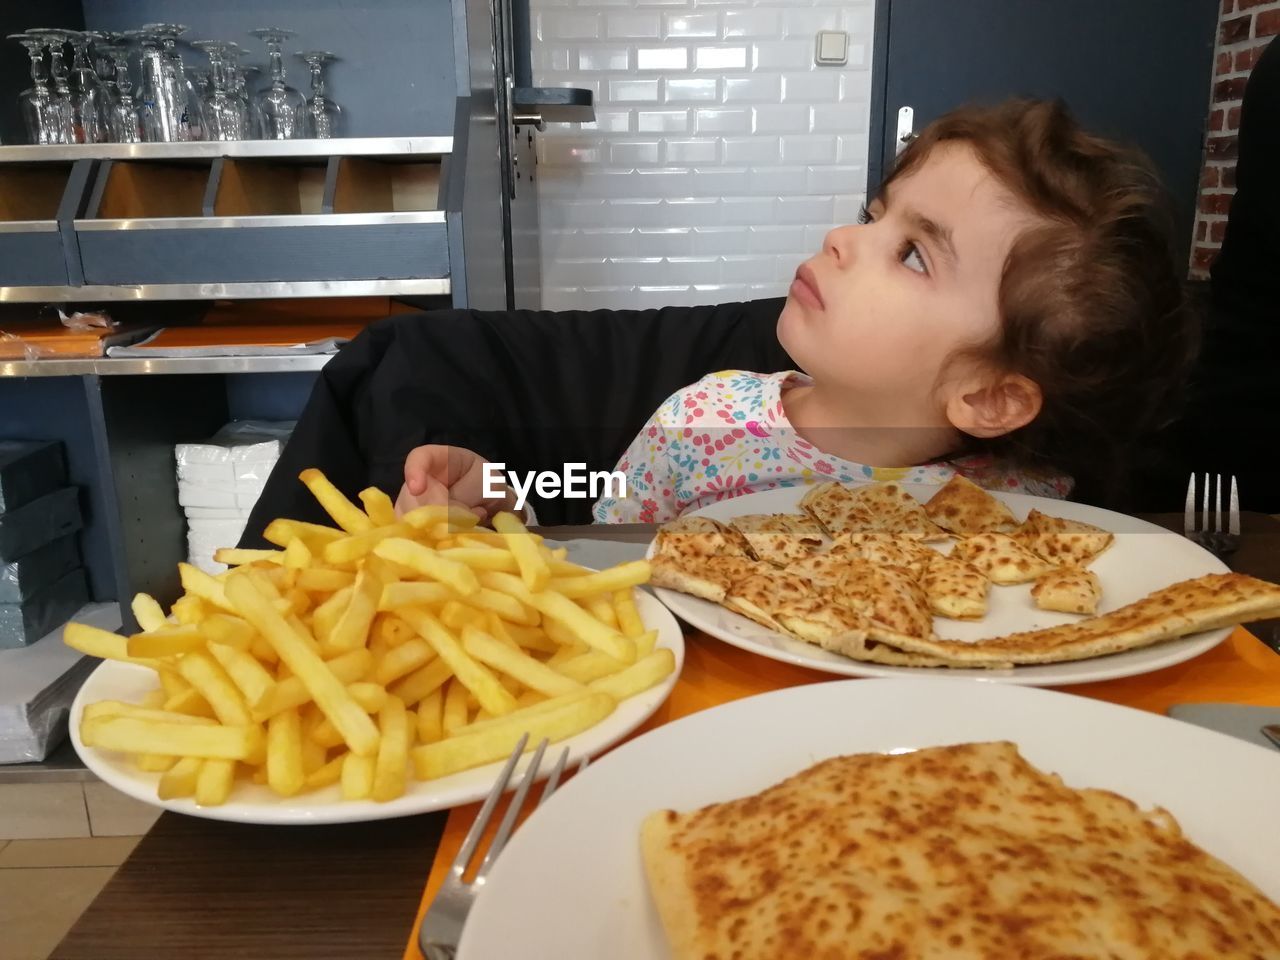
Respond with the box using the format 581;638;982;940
395;445;520;521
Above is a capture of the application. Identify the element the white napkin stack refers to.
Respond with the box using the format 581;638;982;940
174;421;295;574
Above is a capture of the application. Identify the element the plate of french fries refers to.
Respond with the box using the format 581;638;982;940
66;469;683;824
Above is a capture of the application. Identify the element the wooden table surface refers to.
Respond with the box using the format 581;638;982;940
52;514;1280;960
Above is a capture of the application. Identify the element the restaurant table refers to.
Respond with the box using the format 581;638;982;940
51;513;1280;960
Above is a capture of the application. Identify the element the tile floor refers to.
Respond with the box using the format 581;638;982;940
0;781;159;960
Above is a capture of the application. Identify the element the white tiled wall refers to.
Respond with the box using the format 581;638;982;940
532;0;877;310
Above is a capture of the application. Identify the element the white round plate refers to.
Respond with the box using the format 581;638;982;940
648;483;1231;685
69;591;684;825
459;678;1280;960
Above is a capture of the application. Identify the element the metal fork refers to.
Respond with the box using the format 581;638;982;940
1183;472;1241;559
418;735;579;960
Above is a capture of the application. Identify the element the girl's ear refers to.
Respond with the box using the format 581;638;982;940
947;374;1043;438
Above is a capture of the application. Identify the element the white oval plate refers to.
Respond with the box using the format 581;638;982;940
459;678;1280;959
69;590;684;824
648;483;1231;685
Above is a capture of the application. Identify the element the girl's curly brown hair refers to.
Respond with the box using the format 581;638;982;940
883;99;1199;505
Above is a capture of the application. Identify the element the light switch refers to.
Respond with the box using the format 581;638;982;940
815;30;848;66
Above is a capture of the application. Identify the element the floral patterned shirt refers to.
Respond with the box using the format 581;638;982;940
592;370;1072;524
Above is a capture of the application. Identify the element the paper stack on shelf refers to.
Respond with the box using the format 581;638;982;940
0;441;89;649
0;601;120;763
175;421;295;573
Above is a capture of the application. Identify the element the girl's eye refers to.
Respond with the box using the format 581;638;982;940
901;243;927;274
856;204;873;225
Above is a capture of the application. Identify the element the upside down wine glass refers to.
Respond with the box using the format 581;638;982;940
193;40;250;140
249;28;307;139
8;33;74;144
67;31;110;143
297;50;342;139
24;29;79;143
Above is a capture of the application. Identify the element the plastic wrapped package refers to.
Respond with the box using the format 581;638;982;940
0;440;67;513
0;488;83;563
0;601;119;763
174;421;295;481
177;480;268;511
0;535;81;604
0;569;89;649
187;518;253;575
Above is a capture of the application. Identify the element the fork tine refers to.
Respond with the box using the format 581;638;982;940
1229;475;1241;536
1215;472;1224;533
1202;472;1210;534
449;732;528;879
475;738;549;881
1183;473;1196;536
536;747;570;809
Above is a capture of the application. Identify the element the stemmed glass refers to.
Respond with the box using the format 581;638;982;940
296;50;343;139
8;33;74;144
140;23;204;140
98;39;141;142
26;29;79;143
193;40;250;140
67;31;110;143
248;28;307;139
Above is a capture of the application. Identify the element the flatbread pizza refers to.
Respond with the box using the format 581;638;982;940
923;473;1018;535
950;532;1058;585
728;513;825;566
1014;508;1114;567
1032;567;1102;615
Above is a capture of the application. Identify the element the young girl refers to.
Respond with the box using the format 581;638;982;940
398;99;1197;523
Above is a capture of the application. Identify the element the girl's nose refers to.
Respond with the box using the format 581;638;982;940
823;223;859;264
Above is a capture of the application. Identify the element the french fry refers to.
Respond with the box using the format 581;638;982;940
177;651;253;726
378;581;456;611
373;614;416;648
416;689;444;744
214;547;285;567
373;637;435;686
545;561;652;599
267;709;306;797
327;567;381;652
635;628;657;658
322;523;410;565
136;754;177;773
225;574;380;757
178;563;236;613
613;589;645;640
372;696;409;802
582;594;619;629
587;649;675;700
347;682;389;713
402;504;480;532
196;758;236;806
299;468;374;534
304;753;346;790
284;537;313;570
373;540;479;596
398;608;518;716
312;585;353;647
170;594;208;625
526;592;635;663
199;614;255;651
440;600;483;632
465;587;539;626
127;625;205;659
301;737;326;776
436;548;519;573
131;593;168;632
442;678;470;736
140;690;168;710
388;657;453;707
64;622;163;670
309;718;346;749
461;626;584;698
157;756;202;799
554;649;631;684
296;567;354;593
208;642;277;710
412;693;615;779
491;512;550;591
358;487;398;527
81;716;262;761
499;620;559;654
263;518;344;551
82;701;216;725
163;687;217;719
341;752;375;800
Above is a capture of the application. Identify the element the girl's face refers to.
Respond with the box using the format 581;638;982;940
777;143;1038;424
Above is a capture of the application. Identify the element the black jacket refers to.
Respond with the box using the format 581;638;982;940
241;298;792;544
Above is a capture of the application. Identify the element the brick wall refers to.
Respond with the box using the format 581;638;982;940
530;0;876;310
1191;0;1279;277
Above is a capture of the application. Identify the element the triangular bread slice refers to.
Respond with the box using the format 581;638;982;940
829;531;935;579
729;513;826;566
921;552;989;620
923;474;1017;535
950;532;1058;585
650;554;764;604
844;563;935;639
653;515;751;561
723;569;815;632
800;481;946;541
1014;509;1114;567
861;572;1280;665
1032;567;1102;615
